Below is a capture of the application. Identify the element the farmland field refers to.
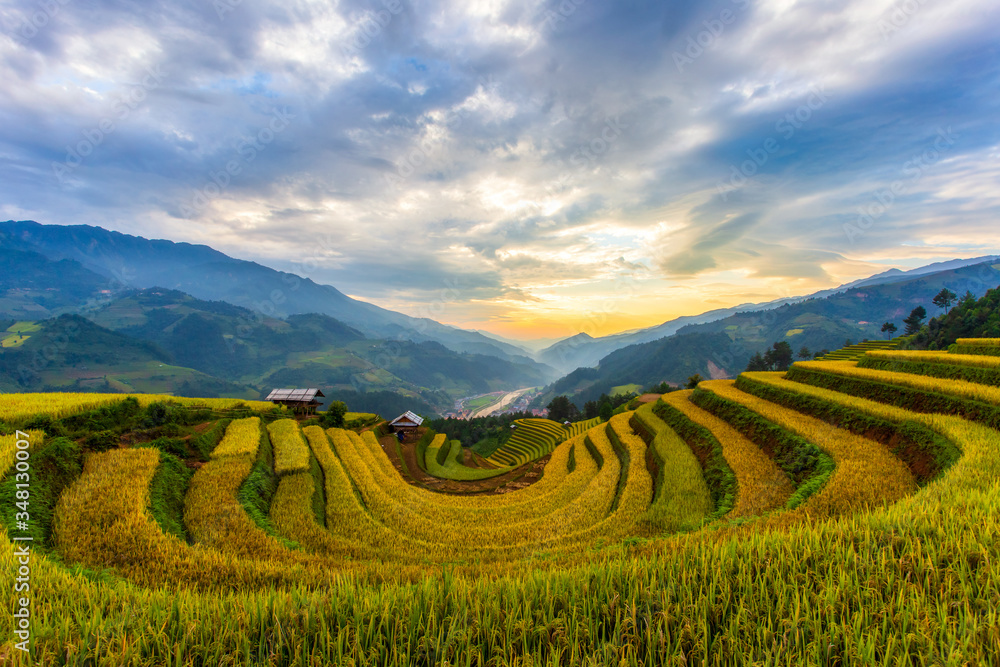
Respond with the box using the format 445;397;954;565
1;340;1000;664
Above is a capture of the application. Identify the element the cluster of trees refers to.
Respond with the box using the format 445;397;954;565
879;289;959;339
745;341;796;372
426;412;530;453
545;391;637;422
582;392;638;421
911;287;1000;349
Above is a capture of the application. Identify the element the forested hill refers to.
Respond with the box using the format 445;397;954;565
910;286;1000;349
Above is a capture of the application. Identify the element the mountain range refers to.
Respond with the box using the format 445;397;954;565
537;255;1000;373
0;221;544;367
2;219;998;416
533;258;1000;407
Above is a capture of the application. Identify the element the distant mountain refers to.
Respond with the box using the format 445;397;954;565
0;314;257;397
0;238;111;319
539;305;788;373
538;255;1000;373
81;288;551;410
0;221;557;379
536;259;1000;407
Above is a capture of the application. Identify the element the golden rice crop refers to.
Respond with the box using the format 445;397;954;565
53;448;320;591
956;337;1000;346
0;392;276;423
510;415;654;550
865;349;1000;369
322;424;645;556
315;428;436;559
660;391;794;517
267;425;388;560
630;404;714;525
184;453;301;562
0;430;43;476
268;419;310;475
8;370;1000;664
210;416;262;458
604;413;658;532
703;378;918;518
565;416;602;437
334;427;591;519
329;429;600;550
7;404;997;664
794;359;1000;405
268;472;340;553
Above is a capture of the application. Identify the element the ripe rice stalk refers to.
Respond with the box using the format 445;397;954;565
211;417;262;458
698;380;917;519
660;391;793;518
268;419;311;475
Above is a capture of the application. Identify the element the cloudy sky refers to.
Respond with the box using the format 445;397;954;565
2;0;999;339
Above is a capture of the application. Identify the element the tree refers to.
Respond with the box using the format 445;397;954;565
583;400;599;420
903;306;927;335
685;374;703;389
797;346;811;359
320;400;347;428
932;288;957;313
764;341;794;372
598;402;613;422
546;396;578;422
881;321;897;339
646;381;672;395
814;349;830;359
746;352;769;372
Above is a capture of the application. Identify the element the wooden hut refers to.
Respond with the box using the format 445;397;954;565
266;388;326;414
389;410;423;440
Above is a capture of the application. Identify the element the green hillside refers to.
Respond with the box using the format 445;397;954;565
0;288;548;414
0;314;257;397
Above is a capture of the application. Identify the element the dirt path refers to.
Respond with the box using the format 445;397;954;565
377;431;551;495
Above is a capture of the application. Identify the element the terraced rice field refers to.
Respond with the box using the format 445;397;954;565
2;340;1000;663
423;435;513;481
954;337;1000;356
486;417;574;466
818;337;905;361
0;392;277;424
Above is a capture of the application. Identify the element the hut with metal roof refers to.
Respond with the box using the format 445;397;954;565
266;388;326;414
389;410;423;439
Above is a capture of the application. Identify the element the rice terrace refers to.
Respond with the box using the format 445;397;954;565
0;334;998;664
3;0;1000;663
